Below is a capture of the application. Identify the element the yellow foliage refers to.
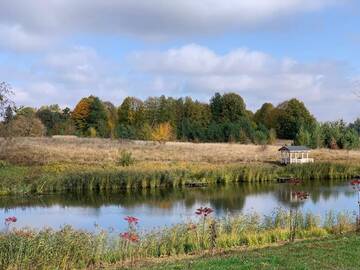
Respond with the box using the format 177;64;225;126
88;127;97;138
151;122;173;143
72;98;91;130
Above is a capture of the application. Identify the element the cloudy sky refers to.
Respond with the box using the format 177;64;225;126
0;0;359;121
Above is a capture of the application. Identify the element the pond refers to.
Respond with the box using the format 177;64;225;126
0;180;357;232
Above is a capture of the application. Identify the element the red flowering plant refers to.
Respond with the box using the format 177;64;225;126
195;206;214;249
120;216;140;244
4;216;17;231
350;179;360;230
287;179;309;242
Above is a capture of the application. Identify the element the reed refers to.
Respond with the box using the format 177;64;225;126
1;162;360;195
0;209;355;269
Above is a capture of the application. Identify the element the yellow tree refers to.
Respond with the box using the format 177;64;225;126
151;122;173;143
71;98;91;133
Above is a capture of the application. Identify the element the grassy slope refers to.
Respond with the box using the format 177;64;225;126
145;234;360;270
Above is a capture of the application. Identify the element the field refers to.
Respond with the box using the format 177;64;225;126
1;137;360;196
144;233;360;270
1;137;360;166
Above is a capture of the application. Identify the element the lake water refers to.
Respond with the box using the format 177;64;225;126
0;180;357;232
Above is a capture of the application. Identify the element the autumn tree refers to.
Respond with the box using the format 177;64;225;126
72;97;91;133
72;96;109;137
4;115;45;137
117;97;145;139
103;101;118;138
151;122;174;143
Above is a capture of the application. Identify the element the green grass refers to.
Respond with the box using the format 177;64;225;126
145;233;360;270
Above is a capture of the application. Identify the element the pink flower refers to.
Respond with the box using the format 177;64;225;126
124;216;139;224
195;207;214;217
5;216;17;225
120;232;139;243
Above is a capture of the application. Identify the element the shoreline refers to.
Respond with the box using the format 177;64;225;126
0;161;359;196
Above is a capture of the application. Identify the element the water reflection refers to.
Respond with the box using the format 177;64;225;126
0;180;356;231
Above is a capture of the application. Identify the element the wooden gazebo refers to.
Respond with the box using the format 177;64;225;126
278;146;314;165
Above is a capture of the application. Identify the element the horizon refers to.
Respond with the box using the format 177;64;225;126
1;1;360;121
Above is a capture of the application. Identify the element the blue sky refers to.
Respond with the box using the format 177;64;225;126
0;0;359;121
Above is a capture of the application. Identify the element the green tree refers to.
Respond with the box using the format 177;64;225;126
254;103;276;129
118;97;144;126
309;124;323;149
36;105;63;136
349;118;360;135
294;126;311;146
179;97;211;141
210;92;246;123
275;99;316;140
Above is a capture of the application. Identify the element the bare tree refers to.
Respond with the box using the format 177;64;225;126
0;82;14;117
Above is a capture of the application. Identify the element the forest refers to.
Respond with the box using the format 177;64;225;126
0;82;359;149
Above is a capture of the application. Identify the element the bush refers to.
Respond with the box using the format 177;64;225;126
0;160;8;168
117;150;135;167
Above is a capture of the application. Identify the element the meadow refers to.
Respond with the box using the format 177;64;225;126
0;137;360;195
1;137;360;166
145;233;360;270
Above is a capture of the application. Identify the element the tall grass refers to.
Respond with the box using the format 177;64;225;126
0;162;360;195
0;209;356;269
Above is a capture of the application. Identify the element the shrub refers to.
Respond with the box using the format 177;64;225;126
117;150;135;167
0;160;8;168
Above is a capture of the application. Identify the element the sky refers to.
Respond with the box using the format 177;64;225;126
0;0;359;121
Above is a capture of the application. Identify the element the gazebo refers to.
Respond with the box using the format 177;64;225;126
278;146;314;165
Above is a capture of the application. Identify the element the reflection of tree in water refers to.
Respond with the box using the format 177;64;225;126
0;180;355;212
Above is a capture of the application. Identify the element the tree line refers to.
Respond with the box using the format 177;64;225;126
0;82;359;149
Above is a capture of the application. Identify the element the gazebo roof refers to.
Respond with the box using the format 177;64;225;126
278;145;310;152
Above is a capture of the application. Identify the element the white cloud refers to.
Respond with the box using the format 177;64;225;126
6;47;129;108
2;43;359;121
129;44;359;121
0;24;52;52
0;0;345;51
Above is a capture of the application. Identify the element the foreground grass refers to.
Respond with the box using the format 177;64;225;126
0;209;356;269
145;233;360;270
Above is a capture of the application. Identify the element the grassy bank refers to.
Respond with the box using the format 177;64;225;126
1;137;360;195
145;233;360;270
0;162;359;195
0;209;356;270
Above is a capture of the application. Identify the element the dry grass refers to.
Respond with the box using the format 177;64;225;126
0;137;360;166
